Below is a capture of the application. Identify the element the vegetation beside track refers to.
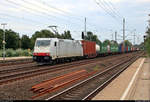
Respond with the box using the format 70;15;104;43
0;49;32;57
145;27;150;56
0;28;143;58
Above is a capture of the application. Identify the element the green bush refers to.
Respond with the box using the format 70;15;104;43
0;49;32;57
15;49;23;56
0;50;2;57
22;49;30;56
6;49;16;57
145;39;150;56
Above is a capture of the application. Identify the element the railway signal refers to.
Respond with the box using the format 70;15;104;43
82;32;85;39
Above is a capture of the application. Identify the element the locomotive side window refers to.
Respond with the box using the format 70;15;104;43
54;42;57;46
36;40;50;47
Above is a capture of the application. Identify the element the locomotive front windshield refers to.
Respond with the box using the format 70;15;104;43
36;40;51;47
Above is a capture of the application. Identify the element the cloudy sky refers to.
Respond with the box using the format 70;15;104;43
0;0;149;44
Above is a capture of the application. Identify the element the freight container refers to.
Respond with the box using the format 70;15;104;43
110;45;115;53
96;44;100;54
107;45;111;53
114;45;119;53
131;46;133;51
102;41;111;54
128;46;131;52
133;47;135;51
126;46;128;52
100;43;108;54
81;40;97;58
119;44;125;53
110;41;119;53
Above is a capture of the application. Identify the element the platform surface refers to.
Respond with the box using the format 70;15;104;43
0;56;32;61
128;58;150;100
92;57;148;100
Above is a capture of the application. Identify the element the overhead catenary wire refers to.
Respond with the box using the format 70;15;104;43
0;16;41;31
3;0;104;34
22;0;99;32
98;0;123;23
21;0;101;32
102;0;123;19
4;0;58;22
94;0;122;25
35;0;99;29
0;14;76;37
0;3;74;35
0;1;62;29
0;12;49;26
101;0;121;19
94;1;120;24
2;0;114;37
5;0;82;30
106;0;124;18
21;0;99;31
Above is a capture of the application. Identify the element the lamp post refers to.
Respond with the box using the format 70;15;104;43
1;23;7;61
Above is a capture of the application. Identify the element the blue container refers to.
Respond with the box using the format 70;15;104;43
119;44;122;53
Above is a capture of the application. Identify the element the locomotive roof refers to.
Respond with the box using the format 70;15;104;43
36;38;57;40
36;38;80;42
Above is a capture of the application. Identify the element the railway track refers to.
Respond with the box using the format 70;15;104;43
0;52;137;85
0;58;33;67
0;53;129;74
44;52;143;100
0;52;127;71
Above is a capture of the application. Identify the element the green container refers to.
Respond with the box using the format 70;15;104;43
128;46;131;52
110;42;119;53
100;43;108;54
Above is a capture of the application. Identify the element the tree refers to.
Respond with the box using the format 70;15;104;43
124;40;132;46
0;29;20;50
103;39;111;45
84;31;101;44
30;29;74;49
31;29;55;49
5;29;20;49
21;35;31;49
146;28;150;37
62;30;73;39
0;29;3;49
110;40;118;46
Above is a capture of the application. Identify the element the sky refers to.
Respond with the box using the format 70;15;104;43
0;0;149;45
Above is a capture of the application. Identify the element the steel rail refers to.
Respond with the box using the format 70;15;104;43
82;56;140;100
0;53;131;85
45;53;142;100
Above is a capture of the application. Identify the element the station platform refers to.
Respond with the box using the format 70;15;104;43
0;56;32;61
92;57;149;100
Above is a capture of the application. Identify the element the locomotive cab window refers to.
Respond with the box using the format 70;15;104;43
35;40;50;47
